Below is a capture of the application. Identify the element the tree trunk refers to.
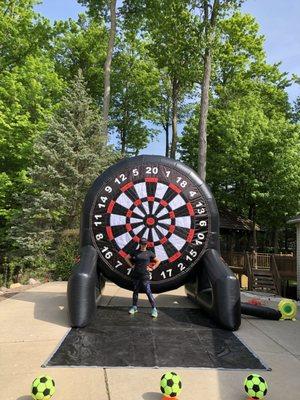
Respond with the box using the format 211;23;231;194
252;204;257;252
284;227;288;252
121;130;126;155
102;0;117;141
197;0;219;181
273;228;279;254
198;47;212;181
165;121;170;157
170;78;179;159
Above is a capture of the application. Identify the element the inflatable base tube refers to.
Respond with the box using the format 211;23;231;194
241;303;282;320
185;249;241;331
67;245;104;328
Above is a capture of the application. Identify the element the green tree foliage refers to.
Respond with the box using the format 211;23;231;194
122;0;201;158
53;15;108;104
0;0;299;272
110;38;160;155
292;96;300;123
180;13;300;246
54;14;162;156
0;0;64;228
9;72;118;265
0;0;52;71
78;0;117;139
78;0;108;19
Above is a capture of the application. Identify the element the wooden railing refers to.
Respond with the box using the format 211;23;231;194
270;255;282;295
274;254;296;279
221;251;246;286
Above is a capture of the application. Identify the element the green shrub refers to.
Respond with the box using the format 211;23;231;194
50;230;79;281
4;256;54;286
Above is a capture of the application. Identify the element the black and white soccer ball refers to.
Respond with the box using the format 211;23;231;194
31;375;55;400
160;371;182;397
244;374;268;399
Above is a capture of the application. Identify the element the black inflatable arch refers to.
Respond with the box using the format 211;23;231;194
68;155;241;330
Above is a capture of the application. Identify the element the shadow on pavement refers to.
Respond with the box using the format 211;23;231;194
7;291;69;327
142;392;162;400
99;292;198;308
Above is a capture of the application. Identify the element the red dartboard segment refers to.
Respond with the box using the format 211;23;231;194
169;251;182;263
91;158;211;288
160;237;168;245
146;217;155;226
168;225;175;234
145;177;158;183
107;200;115;214
126;223;132;232
106;226;114;240
118;249;128;258
169;183;182;194
120;181;134;192
186;229;195;243
186;202;195;216
169;211;175;219
159;199;168;207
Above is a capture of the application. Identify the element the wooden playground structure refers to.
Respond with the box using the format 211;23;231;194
222;251;297;297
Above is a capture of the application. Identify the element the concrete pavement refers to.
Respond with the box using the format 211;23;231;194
0;281;299;400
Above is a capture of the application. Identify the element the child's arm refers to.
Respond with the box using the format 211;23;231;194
147;257;161;271
124;254;135;268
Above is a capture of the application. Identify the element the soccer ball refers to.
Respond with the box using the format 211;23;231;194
244;374;268;399
160;371;182;397
31;375;56;400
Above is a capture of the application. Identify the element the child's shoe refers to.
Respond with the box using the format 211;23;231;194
129;305;138;314
151;307;158;318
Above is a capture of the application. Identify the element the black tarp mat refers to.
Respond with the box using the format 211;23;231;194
44;307;268;369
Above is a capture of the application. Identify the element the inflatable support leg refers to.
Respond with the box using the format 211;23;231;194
185;249;241;331
67;245;104;327
241;303;281;320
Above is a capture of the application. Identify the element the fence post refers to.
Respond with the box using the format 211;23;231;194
245;252;253;290
271;254;281;296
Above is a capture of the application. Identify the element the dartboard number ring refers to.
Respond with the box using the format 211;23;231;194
90;161;210;285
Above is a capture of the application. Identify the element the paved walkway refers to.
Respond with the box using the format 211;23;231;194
0;282;299;400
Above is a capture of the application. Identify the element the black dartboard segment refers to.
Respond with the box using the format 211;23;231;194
90;159;211;285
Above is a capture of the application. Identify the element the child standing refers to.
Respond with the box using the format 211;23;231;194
125;238;161;317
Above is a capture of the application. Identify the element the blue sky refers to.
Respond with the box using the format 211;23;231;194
35;0;300;155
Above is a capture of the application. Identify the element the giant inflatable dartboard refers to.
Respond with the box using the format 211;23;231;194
86;155;217;292
69;155;241;330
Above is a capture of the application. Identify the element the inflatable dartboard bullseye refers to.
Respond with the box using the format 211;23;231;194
83;155;219;293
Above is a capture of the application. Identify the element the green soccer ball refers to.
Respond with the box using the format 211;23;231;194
244;374;268;399
160;371;182;397
31;375;56;400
